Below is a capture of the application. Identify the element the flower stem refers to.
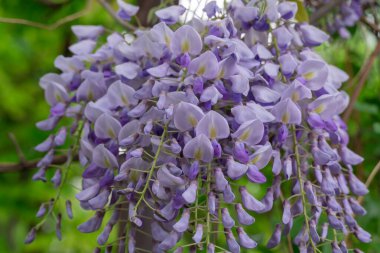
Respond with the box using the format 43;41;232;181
206;163;212;246
35;119;85;230
292;125;318;252
134;124;167;215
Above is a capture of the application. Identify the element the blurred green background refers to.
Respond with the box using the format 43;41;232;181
0;0;379;252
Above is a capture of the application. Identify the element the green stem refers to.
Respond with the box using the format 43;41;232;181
134;125;168;215
206;163;212;246
292;125;318;253
194;174;200;229
35;120;85;230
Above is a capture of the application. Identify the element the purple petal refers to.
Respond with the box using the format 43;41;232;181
226;229;240;253
278;2;297;19
222;208;235;229
308;92;349;119
71;25;104;40
195;111;230;140
92;144;118;169
106;80;138;108
117;0;139;21
266;224;282;248
272;98;302;124
171;25;202;56
235;203;255;225
76;183;100;201
77;211;105;233
183;134;214;162
297;60;329;90
300;24;329;47
192;224;203;243
174;102;204;131
173;209;190;233
215;167;228;192
94;113;121;139
237;227;257;248
240;186;265;212
115;62;140;79
227;157;248;180
249;142;273;170
232;119;264;146
188;51;219;79
182;180;197;203
251;85;281;104
246;165;266;183
155;5;185;25
203;1;220;18
159;231;179;250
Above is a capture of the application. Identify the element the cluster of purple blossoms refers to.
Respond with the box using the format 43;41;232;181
307;0;376;38
30;0;371;252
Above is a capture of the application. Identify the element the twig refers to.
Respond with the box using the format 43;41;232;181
310;0;345;25
358;160;380;204
8;133;27;166
361;16;380;37
0;0;93;30
0;154;76;173
343;39;380;122
96;0;137;31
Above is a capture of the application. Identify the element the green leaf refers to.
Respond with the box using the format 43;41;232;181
291;0;309;23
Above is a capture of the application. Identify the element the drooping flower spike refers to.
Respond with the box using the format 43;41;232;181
30;0;370;252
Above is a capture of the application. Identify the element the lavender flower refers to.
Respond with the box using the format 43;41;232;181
30;1;369;252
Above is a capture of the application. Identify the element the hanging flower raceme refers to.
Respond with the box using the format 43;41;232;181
29;0;370;252
306;0;377;38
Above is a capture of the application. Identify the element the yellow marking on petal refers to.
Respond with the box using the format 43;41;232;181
164;35;171;46
218;69;225;79
210;126;217;139
291;92;300;101
107;128;116;139
303;71;315;80
251;154;261;164
194;148;202;160
188;115;198;127
88;90;94;101
314;104;325;114
240;129;251;141
130;169;139;181
197;65;206;76
104;157;111;168
121;95;129;105
181;40;190;52
55;92;63;102
282;112;290;124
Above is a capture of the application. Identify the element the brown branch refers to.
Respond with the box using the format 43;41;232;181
0;154;71;173
135;0;161;27
343;39;380;122
96;0;137;31
361;16;380;37
8;133;27;166
310;0;346;25
0;0;93;30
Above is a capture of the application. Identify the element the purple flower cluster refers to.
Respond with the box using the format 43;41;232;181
31;0;370;252
307;0;375;38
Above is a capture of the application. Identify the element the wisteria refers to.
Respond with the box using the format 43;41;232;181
28;0;371;252
307;0;378;38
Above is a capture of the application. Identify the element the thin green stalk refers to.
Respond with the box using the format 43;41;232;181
35;120;85;230
206;163;212;246
133;125;168;215
194;173;201;229
292;125;318;253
